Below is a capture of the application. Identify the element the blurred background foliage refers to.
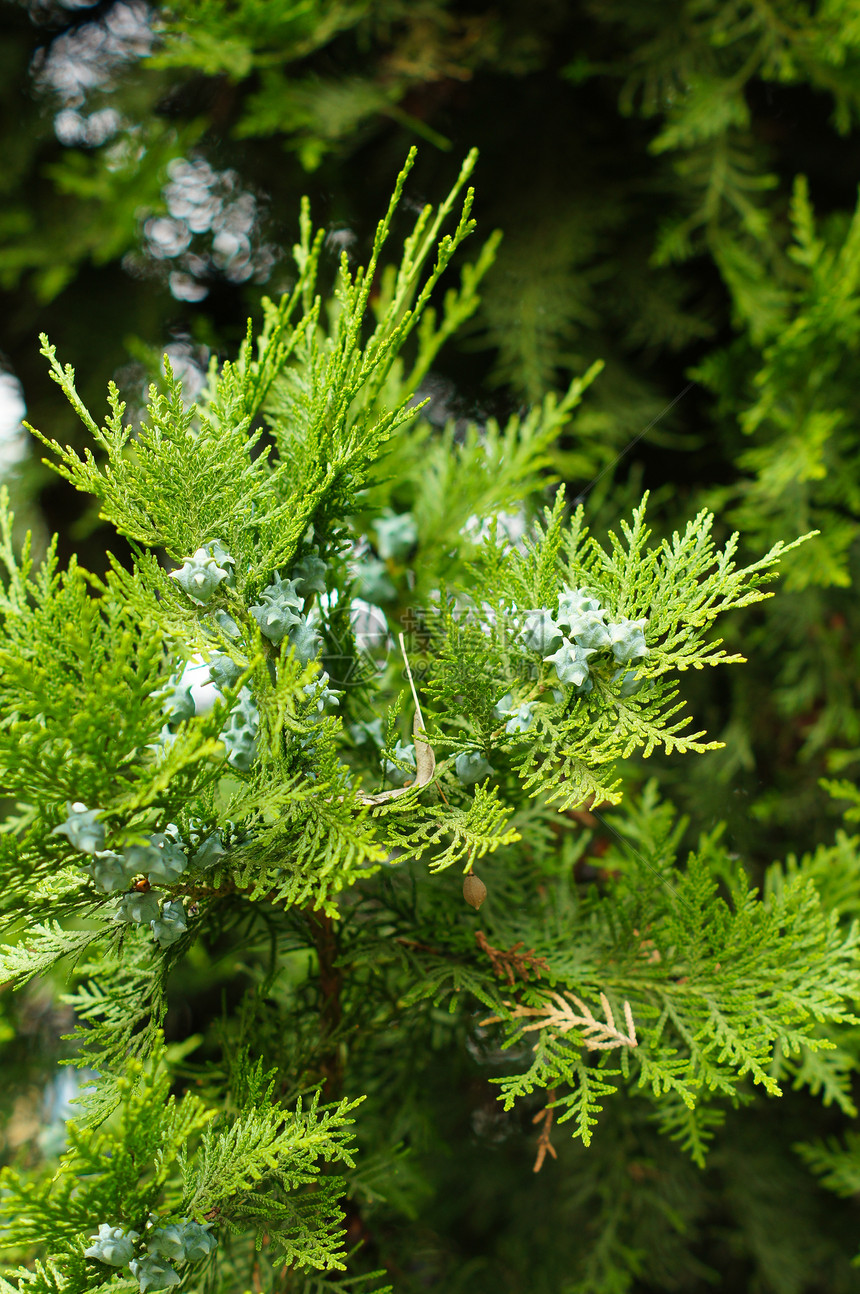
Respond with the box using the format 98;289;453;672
3;0;860;1288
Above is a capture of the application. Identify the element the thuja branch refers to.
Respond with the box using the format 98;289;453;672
484;991;639;1050
475;931;550;985
532;1090;558;1174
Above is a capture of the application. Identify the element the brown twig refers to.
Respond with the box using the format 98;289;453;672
475;930;550;986
306;909;343;1100
532;1090;558;1173
394;936;450;957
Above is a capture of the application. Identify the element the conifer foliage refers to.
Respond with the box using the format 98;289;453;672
1;154;859;1293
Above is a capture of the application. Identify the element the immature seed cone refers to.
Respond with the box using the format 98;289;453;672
463;872;487;910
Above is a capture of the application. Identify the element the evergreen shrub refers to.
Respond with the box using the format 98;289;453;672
2;149;860;1293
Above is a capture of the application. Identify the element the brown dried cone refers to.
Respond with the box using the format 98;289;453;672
463;872;488;910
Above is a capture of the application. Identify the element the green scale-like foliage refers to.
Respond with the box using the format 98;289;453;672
1;158;858;1293
0;1052;366;1290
